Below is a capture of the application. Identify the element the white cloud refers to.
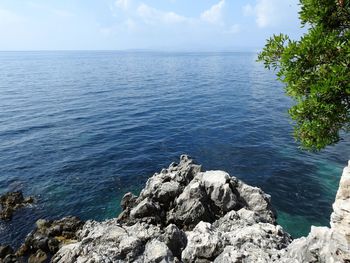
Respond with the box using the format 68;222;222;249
137;3;189;24
200;0;225;25
115;0;131;11
255;0;274;27
102;0;242;47
243;0;299;28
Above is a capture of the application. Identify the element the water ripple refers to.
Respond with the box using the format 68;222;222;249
0;51;348;247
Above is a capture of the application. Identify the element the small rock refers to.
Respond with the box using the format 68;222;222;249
182;222;223;262
155;181;181;204
121;192;137;210
119;236;143;260
2;254;18;263
162;224;187;259
19;216;83;261
130;198;160;220
0;191;34;221
28;249;47;263
0;245;14;259
143;240;174;263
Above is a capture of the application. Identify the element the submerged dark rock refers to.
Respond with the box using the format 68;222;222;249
0;191;34;221
0;245;14;260
0;217;84;263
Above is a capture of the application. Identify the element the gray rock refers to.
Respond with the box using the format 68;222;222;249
235;181;276;224
162;224;187;259
182;222;223;262
52;220;164;262
120;192;137;210
143;240;174;263
168;180;211;229
130;198;161;220
119;236;143;261
201;171;237;213
49;156;350;263
51;155;285;262
154;181;181;204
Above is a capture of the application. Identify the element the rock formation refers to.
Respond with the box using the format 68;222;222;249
0;217;83;263
0;191;34;221
1;155;349;263
52;155;292;263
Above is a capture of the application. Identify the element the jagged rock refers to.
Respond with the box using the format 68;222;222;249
53;219;164;262
182;209;291;263
130;198;161;221
14;216;83;262
142;240;174;263
235;182;276;224
120;192;137;210
7;156;348;263
168;179;213;229
52;155;290;263
154;181;181;205
119;236;143;260
0;191;34;221
201;171;237;213
168;171;237;229
331;160;350;260
161;224;187;259
182;222;223;262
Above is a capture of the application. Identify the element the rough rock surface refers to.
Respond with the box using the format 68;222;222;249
3;156;349;262
52;155;291;263
0;191;34;221
20;216;83;258
0;217;84;263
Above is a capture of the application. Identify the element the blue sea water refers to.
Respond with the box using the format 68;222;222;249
0;51;349;247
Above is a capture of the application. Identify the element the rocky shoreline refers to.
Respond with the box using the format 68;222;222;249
0;192;34;221
1;155;349;262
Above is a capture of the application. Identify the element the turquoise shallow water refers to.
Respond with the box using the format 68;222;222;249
0;51;348;247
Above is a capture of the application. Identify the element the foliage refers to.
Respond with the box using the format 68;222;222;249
258;0;350;150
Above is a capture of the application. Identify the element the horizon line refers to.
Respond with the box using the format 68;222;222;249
0;48;261;53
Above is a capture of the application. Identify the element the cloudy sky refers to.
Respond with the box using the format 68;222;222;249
0;0;304;51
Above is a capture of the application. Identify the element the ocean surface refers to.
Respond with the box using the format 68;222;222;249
0;51;349;248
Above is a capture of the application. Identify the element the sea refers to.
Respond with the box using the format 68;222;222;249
0;51;348;248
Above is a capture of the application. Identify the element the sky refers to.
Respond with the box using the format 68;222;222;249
0;0;305;51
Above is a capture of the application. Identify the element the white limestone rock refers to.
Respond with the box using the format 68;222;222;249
182;222;223;262
53;156;350;263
